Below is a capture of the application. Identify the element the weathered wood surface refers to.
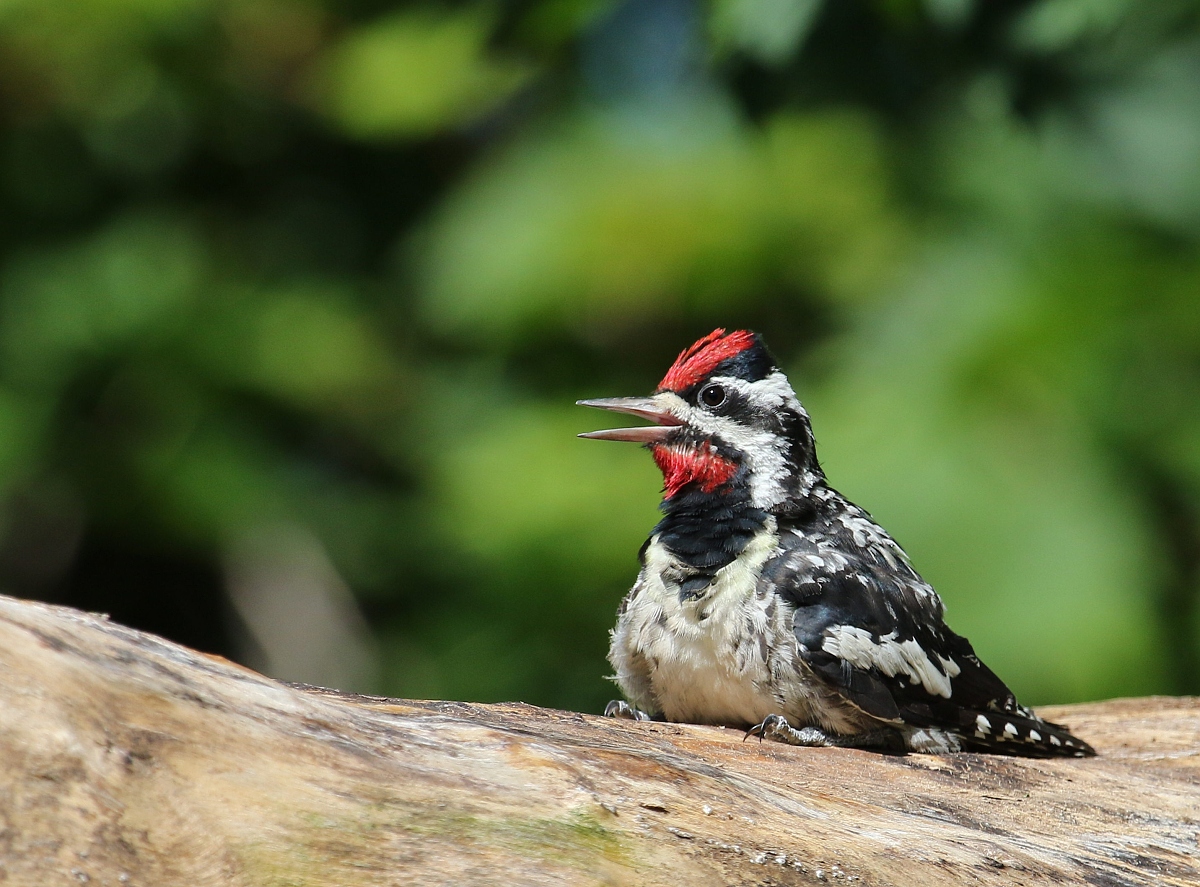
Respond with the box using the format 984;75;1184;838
0;594;1196;887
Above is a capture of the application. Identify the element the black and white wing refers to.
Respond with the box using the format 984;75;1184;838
760;520;1095;757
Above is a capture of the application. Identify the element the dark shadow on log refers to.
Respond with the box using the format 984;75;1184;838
0;594;1196;886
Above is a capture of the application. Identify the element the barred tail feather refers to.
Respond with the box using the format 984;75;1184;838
959;709;1095;758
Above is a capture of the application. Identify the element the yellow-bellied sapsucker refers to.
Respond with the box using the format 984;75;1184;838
579;329;1094;757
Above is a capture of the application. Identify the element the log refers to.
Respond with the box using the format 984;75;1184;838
0;594;1196;887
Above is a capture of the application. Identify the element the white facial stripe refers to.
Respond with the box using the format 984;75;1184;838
657;372;805;509
723;372;801;413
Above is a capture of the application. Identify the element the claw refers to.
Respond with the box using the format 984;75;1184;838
743;722;766;742
745;714;785;743
745;714;838;748
605;700;651;721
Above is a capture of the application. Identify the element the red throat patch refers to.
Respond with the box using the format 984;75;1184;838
652;443;738;499
658;329;756;393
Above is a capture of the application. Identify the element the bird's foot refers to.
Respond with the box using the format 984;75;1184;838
605;700;652;721
746;715;908;753
744;714;835;747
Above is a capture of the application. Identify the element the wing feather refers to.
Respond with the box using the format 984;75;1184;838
760;523;1019;731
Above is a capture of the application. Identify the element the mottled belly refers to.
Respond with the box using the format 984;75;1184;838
649;641;779;728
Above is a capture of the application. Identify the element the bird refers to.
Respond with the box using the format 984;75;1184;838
577;328;1094;757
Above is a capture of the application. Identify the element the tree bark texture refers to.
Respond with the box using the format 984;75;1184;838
0;594;1196;886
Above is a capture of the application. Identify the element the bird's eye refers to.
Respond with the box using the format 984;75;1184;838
699;384;727;408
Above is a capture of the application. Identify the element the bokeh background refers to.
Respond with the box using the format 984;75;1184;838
0;0;1196;712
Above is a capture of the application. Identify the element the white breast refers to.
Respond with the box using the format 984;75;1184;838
608;526;786;727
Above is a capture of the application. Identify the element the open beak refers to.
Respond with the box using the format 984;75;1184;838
576;396;683;443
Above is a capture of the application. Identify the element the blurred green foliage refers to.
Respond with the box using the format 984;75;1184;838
0;0;1196;710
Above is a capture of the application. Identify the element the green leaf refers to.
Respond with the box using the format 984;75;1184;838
312;6;533;139
416;108;899;338
709;0;824;65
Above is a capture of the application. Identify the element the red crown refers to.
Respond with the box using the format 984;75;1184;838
657;329;756;393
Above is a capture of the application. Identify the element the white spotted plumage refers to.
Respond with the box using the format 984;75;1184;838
821;625;958;699
582;329;1095;758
